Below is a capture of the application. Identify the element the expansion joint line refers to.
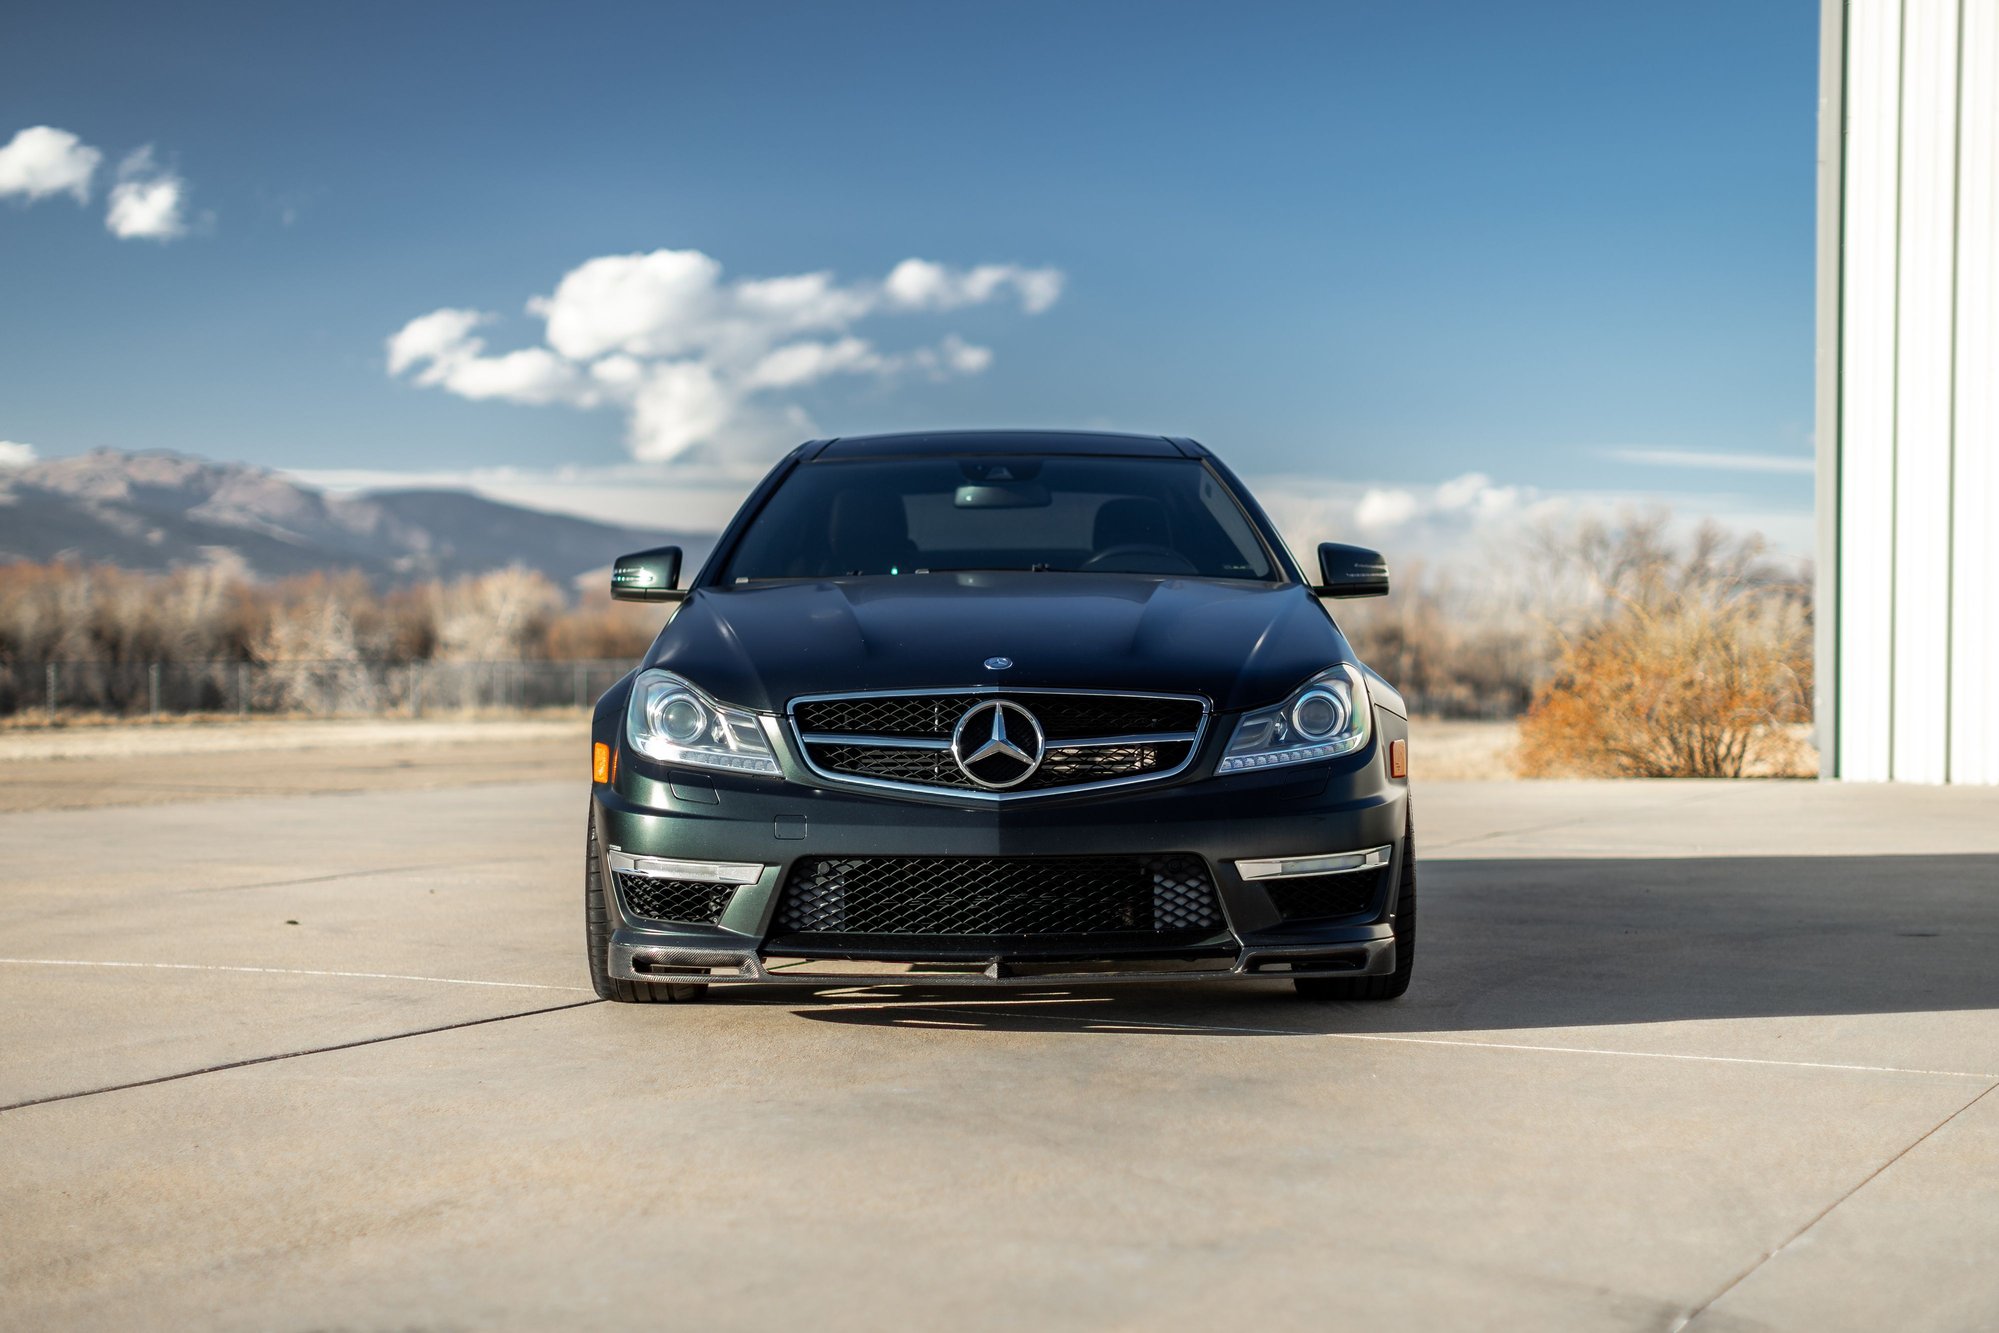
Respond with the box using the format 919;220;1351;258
0;998;602;1114
1672;1075;1999;1330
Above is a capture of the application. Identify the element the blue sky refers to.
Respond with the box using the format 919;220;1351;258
0;1;1819;548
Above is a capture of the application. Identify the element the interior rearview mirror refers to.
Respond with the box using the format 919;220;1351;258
610;545;685;602
954;481;1052;509
1314;542;1390;598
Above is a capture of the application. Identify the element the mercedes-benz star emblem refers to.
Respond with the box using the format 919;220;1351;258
983;656;1013;670
950;700;1045;789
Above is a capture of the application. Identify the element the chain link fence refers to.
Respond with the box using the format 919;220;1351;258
0;660;637;720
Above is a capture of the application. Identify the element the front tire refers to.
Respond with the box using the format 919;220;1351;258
1295;807;1416;1001
585;808;707;1003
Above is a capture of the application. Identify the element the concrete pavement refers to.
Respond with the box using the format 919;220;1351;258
3;739;1997;1330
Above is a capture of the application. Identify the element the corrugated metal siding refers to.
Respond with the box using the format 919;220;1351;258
1891;0;1959;784
1831;0;1999;783
1836;0;1903;780
1951;0;1999;783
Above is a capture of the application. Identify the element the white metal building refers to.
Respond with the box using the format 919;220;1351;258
1819;0;1999;781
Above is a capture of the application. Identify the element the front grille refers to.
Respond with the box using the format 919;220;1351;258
1264;867;1387;923
794;693;1203;740
774;854;1224;937
811;740;1194;792
615;872;736;925
792;690;1206;797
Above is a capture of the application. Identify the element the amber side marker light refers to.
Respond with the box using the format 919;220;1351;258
592;742;611;784
1388;739;1408;778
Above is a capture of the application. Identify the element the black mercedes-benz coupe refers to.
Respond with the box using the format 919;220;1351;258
586;430;1413;1002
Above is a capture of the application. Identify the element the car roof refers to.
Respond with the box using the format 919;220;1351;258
810;429;1199;459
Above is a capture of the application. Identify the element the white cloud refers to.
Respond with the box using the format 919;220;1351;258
1604;446;1815;475
0;440;38;467
882;259;1065;313
630;361;742;459
533;249;726;361
385;308;487;377
0;126;102;204
1343;473;1531;542
1;128;202;241
388;247;1065;462
1354;488;1419;532
104;146;190;241
385;309;593;406
937;334;993;375
745;336;884;390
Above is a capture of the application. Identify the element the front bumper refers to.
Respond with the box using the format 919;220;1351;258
592;719;1409;988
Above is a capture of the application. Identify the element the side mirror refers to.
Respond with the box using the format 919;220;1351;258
1314;542;1389;598
610;546;685;602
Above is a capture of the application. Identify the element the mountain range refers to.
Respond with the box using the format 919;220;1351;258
0;449;713;588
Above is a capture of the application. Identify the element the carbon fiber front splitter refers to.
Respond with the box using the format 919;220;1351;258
608;931;1396;988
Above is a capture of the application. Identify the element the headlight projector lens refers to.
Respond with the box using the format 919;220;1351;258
1291;690;1345;738
659;693;707;742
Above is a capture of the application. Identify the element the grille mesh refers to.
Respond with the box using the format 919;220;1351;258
615;873;736;925
774;854;1223;937
1264;867;1387;923
795;694;984;738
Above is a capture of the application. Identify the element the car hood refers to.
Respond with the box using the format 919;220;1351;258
646;572;1354;715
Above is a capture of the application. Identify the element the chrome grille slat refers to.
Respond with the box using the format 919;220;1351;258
796;732;953;750
1055;731;1200;749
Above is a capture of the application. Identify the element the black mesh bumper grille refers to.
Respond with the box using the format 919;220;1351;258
1264;867;1387;923
615;873;736;925
773;854;1224;937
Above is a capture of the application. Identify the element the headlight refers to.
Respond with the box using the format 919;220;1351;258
625;669;780;776
1218;663;1372;773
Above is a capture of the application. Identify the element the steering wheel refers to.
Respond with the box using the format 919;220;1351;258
1079;544;1200;575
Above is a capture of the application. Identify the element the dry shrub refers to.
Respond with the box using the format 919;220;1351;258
0;561;665;716
250;572;380;712
541;591;664;661
430;567;564;661
1333;560;1546;718
0;562;624;665
1517;517;1812;778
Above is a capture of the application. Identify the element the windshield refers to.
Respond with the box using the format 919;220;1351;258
721;456;1277;583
